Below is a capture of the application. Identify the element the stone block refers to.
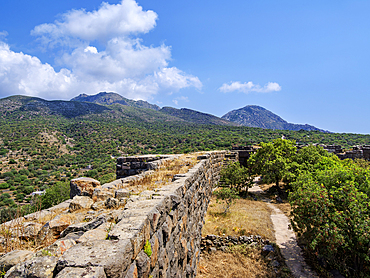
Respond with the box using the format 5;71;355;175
69;196;94;212
56;240;133;278
70;177;101;198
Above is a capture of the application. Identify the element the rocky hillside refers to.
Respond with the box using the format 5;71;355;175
71;92;160;111
0;95;110;119
160;107;238;126
222;105;326;132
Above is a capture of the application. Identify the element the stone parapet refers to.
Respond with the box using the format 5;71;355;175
2;151;235;277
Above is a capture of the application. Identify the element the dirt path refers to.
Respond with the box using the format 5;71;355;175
249;185;318;278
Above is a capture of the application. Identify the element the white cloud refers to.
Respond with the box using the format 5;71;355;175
219;81;281;93
0;0;202;100
31;0;157;45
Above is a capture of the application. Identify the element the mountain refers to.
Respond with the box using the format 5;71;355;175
222;105;326;132
71;92;160;111
0;95;110;118
160;107;238;126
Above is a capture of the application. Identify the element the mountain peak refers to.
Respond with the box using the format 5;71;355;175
222;105;326;132
71;92;160;111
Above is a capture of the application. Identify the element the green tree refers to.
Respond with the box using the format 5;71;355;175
219;161;252;193
213;187;240;214
248;138;297;194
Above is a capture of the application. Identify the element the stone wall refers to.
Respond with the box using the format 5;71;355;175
1;151;234;278
116;155;176;178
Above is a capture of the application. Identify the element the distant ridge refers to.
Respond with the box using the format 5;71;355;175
222;105;327;132
160;107;238;126
71;92;160;111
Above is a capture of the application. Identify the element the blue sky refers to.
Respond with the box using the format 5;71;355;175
0;0;370;134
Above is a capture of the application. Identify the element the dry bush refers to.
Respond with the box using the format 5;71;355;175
202;197;275;241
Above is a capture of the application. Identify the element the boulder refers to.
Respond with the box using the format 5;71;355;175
5;256;57;278
70;177;101;198
69;196;94;212
36;214;73;244
0;250;34;272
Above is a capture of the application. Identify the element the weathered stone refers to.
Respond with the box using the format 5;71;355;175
150;235;159;268
60;216;106;238
115;188;131;199
56;266;107;278
135;250;150;278
18;222;43;240
92;188;114;202
5;256;57;278
91;201;105;211
70;177;101;198
69;196;94;212
56;240;133;278
76;222;114;243
0;250;34;272
101;183;117;191
124;262;138;278
61;231;84;241
35;239;76;257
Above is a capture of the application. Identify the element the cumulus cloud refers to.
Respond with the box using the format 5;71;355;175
219;81;281;93
31;0;157;45
0;0;201;100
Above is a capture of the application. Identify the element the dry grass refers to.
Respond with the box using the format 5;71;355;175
197;250;274;278
121;154;198;193
202;197;275;241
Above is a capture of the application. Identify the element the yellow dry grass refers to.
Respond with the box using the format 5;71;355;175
197;250;275;278
202;197;275;241
121;154;198;193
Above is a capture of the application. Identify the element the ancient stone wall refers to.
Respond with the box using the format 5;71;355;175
1;151;233;278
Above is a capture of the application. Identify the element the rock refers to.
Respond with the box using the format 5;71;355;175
76;223;114;243
101;183;117;191
35;239;76;257
135;251;150;278
5;256;57;278
56;240;133;278
262;245;275;256
139;190;155;200
0;250;34;272
70;177;101;198
36;214;73;244
105;198;119;209
92;188;114;202
19;222;43;240
91;201;105;211
61;231;84;241
125;262;138;278
56;266;107;278
60;216;106;238
69;196;94;212
115;188;130;199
